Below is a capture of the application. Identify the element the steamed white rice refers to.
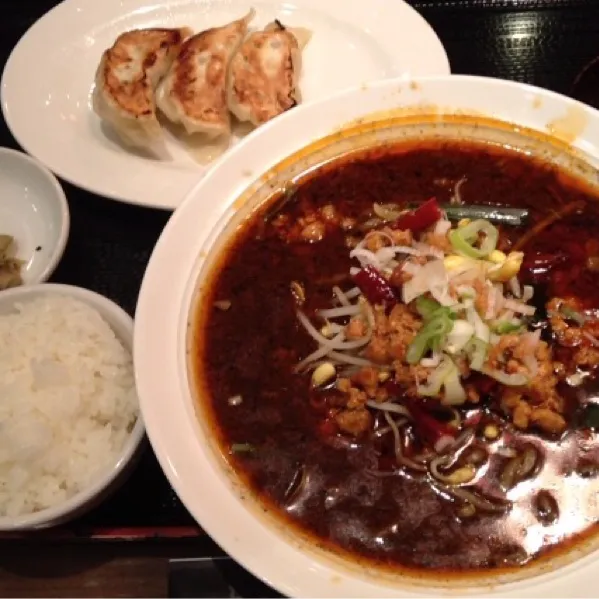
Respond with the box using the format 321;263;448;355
0;295;138;518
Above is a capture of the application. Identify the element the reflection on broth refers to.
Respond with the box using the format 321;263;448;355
193;139;599;576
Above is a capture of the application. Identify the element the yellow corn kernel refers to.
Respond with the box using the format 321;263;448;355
457;218;471;228
488;250;507;264
483;424;500;440
458;502;476;518
487;251;524;282
311;362;336;387
445;464;476;485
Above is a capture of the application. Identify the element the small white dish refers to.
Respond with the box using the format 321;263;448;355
0;148;69;287
135;75;599;597
0;283;144;531
1;0;450;210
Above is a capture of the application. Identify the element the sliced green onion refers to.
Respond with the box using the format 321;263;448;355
449;229;478;258
442;365;467;406
415;296;458;323
415;296;442;319
231;443;255;454
483;369;528;387
492;320;524;335
448;219;499;259
407;313;454;364
373;202;404;221
560;305;587;326
406;333;430;365
467;338;489;371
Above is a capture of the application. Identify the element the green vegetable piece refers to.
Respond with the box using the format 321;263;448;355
449;219;499;259
443;205;528;226
560;305;586;326
415;296;442;319
231;443;255;454
406;312;453;364
415;296;456;322
492;321;524;335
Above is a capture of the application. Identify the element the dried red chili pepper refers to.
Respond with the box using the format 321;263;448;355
389;198;442;233
352;265;398;308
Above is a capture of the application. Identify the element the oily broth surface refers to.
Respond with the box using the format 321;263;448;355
192;139;599;576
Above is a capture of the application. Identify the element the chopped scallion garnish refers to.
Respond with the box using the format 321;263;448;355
415;296;442;319
560;305;586;326
448;219;499;259
231;443;255;454
492;321;524;335
406;311;454;364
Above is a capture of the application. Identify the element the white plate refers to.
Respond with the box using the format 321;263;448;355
1;0;449;210
135;74;599;598
0;148;70;286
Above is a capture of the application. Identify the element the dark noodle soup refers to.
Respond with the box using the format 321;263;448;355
193;138;599;578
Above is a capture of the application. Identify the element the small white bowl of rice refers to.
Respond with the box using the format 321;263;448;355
0;283;143;530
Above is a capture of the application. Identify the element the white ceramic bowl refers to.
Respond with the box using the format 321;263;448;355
0;283;144;531
134;75;599;598
0;148;69;286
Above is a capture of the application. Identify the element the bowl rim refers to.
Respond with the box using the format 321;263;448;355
134;74;599;598
0;147;70;285
0;283;144;531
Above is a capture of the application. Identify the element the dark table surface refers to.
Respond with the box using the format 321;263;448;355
1;0;599;596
